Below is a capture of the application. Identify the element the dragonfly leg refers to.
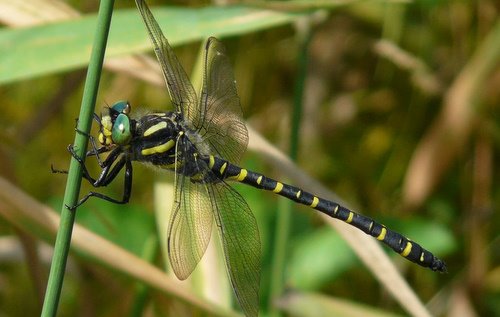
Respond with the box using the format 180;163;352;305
73;113;100;137
52;142;110;176
65;144;133;209
73;113;109;167
70;157;132;210
68;155;132;209
51;164;68;174
68;144;121;183
85;135;110;167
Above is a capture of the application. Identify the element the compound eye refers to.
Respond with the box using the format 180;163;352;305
112;113;131;145
111;100;131;115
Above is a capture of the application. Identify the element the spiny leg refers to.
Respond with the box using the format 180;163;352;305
73;113;109;167
51;164;68;174
67;145;121;184
52;142;110;175
72;158;133;209
72;113;100;136
67;145;132;209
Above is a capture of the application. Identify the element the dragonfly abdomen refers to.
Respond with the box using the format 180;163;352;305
205;154;446;273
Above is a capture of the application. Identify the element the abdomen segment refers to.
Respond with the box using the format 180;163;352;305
205;155;446;272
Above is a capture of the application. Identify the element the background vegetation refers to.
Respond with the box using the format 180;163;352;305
0;0;498;316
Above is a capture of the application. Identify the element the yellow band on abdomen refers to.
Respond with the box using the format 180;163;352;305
273;182;283;193
401;242;412;257
310;197;319;208
376;227;387;241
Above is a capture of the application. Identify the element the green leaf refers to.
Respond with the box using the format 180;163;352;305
288;228;357;290
0;6;301;84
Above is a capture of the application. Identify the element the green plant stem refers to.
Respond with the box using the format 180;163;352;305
41;1;115;316
268;26;311;317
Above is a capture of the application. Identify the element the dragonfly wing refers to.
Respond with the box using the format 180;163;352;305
208;181;261;317
135;0;197;118
167;162;214;280
168;172;214;280
195;37;248;164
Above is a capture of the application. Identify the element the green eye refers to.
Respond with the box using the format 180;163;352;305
111;101;131;114
112;113;131;145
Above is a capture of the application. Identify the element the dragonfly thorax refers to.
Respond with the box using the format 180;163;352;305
128;108;191;170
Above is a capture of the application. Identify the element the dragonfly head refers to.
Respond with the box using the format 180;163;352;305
98;101;132;146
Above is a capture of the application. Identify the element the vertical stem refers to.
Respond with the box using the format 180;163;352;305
268;23;311;317
41;1;115;316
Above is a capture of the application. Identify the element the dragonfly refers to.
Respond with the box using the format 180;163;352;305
68;0;446;316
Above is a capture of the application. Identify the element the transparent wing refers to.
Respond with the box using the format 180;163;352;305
195;37;248;164
167;147;214;279
208;181;261;317
135;0;197;118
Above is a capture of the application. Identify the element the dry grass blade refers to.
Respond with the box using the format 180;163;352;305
0;0;79;26
276;291;404;317
373;39;443;96
402;21;500;208
0;176;242;317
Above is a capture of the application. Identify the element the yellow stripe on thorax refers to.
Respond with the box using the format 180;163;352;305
141;139;175;156
144;121;167;137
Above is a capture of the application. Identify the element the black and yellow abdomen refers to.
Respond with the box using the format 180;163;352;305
204;154;446;272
